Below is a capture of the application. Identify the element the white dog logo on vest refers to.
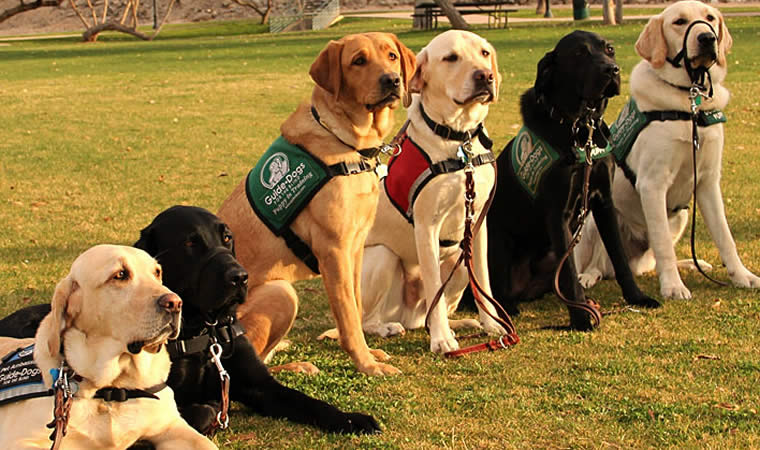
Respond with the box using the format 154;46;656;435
260;152;290;189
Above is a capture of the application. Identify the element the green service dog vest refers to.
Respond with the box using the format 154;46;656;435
245;136;331;235
0;345;52;406
510;126;612;198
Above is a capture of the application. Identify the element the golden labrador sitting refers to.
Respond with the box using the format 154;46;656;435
0;245;216;449
218;33;415;376
341;30;506;353
575;1;760;299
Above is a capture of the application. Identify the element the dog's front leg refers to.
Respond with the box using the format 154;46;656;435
471;222;509;334
639;183;692;298
590;175;661;308
318;247;401;375
415;225;458;353
696;177;760;288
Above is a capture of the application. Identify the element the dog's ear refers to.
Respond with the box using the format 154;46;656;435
488;42;501;103
635;15;667;68
408;47;428;97
134;224;157;256
534;50;555;102
390;34;417;100
716;12;733;67
36;275;80;359
310;40;344;102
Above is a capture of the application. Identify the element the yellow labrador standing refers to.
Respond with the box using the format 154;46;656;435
0;245;215;449
575;1;760;298
355;30;507;353
218;33;415;376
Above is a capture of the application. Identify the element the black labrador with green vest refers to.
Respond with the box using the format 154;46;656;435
0;206;380;436
484;30;660;330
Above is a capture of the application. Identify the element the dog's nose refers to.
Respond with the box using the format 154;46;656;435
698;32;717;46
157;293;182;313
380;73;401;90
225;267;248;287
473;69;495;84
607;64;620;76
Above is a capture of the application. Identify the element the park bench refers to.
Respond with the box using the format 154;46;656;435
413;1;518;30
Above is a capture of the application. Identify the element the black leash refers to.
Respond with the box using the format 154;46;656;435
688;85;728;287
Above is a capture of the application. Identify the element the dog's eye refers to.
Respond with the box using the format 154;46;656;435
223;234;233;245
481;49;490;58
443;53;458;62
184;240;194;248
673;18;688;25
155;267;162;279
389;52;397;61
605;44;615;56
113;269;130;281
706;14;715;21
352;56;366;66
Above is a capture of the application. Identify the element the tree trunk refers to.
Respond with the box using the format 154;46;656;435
434;0;468;30
0;0;63;24
615;0;623;24
535;0;544;15
82;21;150;41
602;0;615;25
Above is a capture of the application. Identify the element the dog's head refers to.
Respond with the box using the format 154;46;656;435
310;32;416;114
36;245;181;362
636;1;731;84
134;206;248;324
409;30;500;125
534;30;620;119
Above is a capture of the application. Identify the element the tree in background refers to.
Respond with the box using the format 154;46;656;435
0;0;64;24
231;0;273;24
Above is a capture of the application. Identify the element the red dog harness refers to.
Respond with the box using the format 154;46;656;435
384;134;495;222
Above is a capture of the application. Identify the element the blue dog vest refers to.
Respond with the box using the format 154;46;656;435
0;345;52;406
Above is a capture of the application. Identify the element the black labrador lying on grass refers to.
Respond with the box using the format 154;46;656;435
0;206;380;435
485;30;660;330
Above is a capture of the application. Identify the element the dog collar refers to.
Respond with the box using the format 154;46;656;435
418;102;492;149
93;383;167;402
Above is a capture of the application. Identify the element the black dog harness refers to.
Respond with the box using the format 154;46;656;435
384;103;494;222
166;316;245;359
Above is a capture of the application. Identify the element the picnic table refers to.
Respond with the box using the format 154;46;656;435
413;1;518;30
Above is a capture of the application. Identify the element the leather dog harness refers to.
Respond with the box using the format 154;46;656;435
245;106;397;274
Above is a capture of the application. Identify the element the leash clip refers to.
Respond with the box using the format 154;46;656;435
379;143;401;157
209;343;229;381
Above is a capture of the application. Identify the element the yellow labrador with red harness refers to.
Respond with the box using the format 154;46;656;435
0;245;215;449
323;30;508;353
575;1;760;299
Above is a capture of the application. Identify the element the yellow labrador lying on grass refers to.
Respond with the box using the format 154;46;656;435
337;30;508;353
575;1;760;299
0;245;216;449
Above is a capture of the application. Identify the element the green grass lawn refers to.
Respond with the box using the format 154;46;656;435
2;13;760;449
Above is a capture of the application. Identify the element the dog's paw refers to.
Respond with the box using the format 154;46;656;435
578;270;603;289
627;294;662;309
430;333;459;354
369;348;392;362
568;308;598;331
365;322;406;337
317;328;339;340
330;412;382;435
660;279;691;299
269;361;320;375
358;361;402;376
480;319;507;336
729;268;760;289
